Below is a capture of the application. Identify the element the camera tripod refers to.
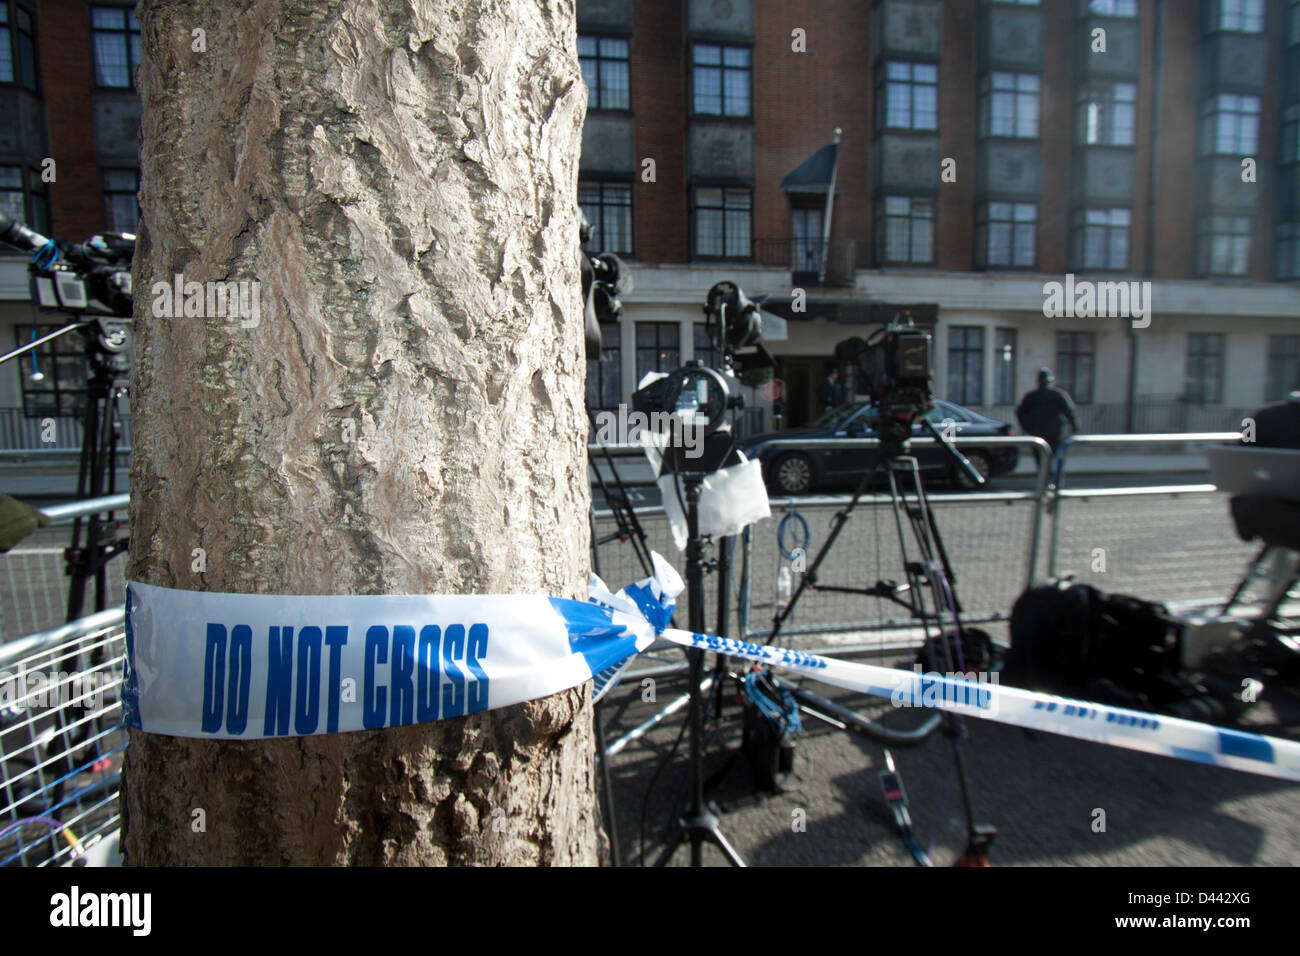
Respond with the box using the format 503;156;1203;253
64;331;130;622
767;413;996;865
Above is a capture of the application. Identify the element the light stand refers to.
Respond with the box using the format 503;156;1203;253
652;470;745;867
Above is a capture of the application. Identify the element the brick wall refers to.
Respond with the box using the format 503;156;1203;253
38;0;101;240
631;0;687;262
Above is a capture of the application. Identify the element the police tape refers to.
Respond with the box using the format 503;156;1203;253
122;556;1300;782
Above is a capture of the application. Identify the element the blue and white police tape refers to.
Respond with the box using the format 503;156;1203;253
121;552;683;739
122;557;1300;782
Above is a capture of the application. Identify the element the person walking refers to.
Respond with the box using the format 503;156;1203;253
1016;367;1080;454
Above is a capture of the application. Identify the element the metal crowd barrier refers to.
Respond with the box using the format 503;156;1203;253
1044;432;1257;609
0;493;129;867
590;435;1054;645
0;608;126;867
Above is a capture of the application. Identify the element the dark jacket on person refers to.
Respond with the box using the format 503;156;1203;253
816;377;842;410
1016;384;1080;449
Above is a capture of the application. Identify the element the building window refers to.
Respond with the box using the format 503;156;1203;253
1200;94;1260;156
586;323;622;411
102;169;140;233
0;5;37;91
692;43;751;117
1078;82;1136;146
947;327;984;406
579;181;632;255
1267;335;1300;400
693;323;720;371
0;6;10;84
1071;207;1130;270
1087;0;1138;16
1196;215;1251;276
1215;0;1265;33
1282;105;1300;165
1277;222;1300;280
876;195;934;265
14;324;89;418
578;35;629;111
980;72;1040;139
977;201;1036;268
995;328;1017;405
0;165;47;234
694;187;751;259
636;322;679;384
791;206;824;273
877;61;938;131
1186;333;1225;404
0;165;24;224
91;5;140;89
1055;332;1094;405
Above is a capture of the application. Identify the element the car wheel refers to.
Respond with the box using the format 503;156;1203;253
772;453;815;496
951;450;991;491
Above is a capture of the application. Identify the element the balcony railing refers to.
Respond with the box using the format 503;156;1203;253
753;238;858;286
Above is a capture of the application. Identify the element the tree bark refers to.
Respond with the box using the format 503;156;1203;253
122;0;597;865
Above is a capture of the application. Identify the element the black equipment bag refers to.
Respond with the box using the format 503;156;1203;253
1002;582;1178;698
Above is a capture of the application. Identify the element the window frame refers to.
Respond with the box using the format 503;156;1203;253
875;59;939;133
101;167;141;234
1084;0;1138;17
1070;207;1131;271
875;194;936;266
1212;0;1265;34
635;321;680;385
1055;331;1095;405
577;33;631;112
1199;93;1261;157
1266;334;1300;401
578;179;633;255
586;322;623;412
0;3;40;93
1076;81;1137;147
90;4;141;91
690;42;752;119
1196;214;1252;277
946;326;985;407
692;186;752;260
0;164;48;235
1185;332;1226;404
979;71;1041;140
13;323;91;419
976;201;1037;269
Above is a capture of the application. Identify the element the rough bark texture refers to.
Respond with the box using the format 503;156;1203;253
122;0;597;864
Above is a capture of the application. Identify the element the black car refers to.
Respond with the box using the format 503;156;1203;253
742;400;1019;495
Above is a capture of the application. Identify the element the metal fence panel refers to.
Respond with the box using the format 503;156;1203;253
0;612;125;866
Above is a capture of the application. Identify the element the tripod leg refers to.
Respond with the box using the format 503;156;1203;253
704;822;747;867
651;827;686;867
770;460;883;643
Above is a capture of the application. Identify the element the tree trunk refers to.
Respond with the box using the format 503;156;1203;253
122;0;597;865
